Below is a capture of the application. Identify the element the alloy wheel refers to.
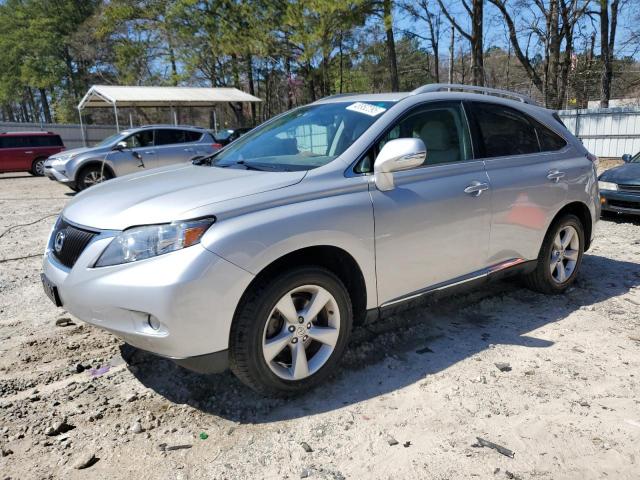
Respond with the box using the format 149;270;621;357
549;225;580;283
262;285;340;381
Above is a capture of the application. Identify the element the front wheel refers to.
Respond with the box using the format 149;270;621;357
523;214;585;294
229;266;353;396
76;164;113;191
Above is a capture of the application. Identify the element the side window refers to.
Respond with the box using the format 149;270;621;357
377;103;472;166
183;131;202;143
124;130;153;148
1;136;27;148
29;136;63;147
155;129;186;146
471;103;539;158
534;122;567;152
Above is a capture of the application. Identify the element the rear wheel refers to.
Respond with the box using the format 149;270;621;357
31;158;46;176
76;164;113;191
229;266;352;396
523;214;584;294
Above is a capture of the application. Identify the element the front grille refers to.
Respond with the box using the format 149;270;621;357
51;219;98;268
618;184;640;193
608;199;640;211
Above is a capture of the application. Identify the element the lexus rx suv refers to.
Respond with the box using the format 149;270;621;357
41;84;599;396
44;125;220;191
0;131;64;176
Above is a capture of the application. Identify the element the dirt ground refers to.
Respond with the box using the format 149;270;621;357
0;171;639;480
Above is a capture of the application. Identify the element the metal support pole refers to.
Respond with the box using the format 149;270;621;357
113;102;120;132
173;107;178;125
78;108;86;147
213;109;218;133
129;111;133;128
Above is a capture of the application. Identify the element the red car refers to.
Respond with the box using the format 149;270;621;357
0;131;65;176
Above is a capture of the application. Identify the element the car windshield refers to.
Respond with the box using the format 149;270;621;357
212;101;394;171
631;152;640;163
95;131;129;148
214;130;234;141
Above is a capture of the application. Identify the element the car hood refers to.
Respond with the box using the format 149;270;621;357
63;163;307;230
599;162;640;184
48;146;96;160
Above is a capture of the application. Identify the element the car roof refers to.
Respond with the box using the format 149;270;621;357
0;131;59;136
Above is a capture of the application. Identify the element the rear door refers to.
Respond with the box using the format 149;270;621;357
0;136;29;171
154;129;193;167
370;101;492;305
466;101;569;264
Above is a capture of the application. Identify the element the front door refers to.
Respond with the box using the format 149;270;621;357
369;101;491;305
107;129;156;176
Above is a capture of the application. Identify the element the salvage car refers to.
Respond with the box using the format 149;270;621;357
41;84;599;395
598;152;640;215
44;125;219;191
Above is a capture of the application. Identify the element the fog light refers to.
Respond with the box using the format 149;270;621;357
147;315;160;331
600;196;606;205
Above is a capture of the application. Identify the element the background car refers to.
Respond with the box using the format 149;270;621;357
598;152;640;215
44;125;220;191
213;127;253;146
0;131;65;176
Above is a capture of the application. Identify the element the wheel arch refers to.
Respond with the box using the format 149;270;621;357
549;201;594;251
74;160;115;183
237;245;368;326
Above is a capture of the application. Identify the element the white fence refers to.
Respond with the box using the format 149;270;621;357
558;107;640;158
0;121;117;149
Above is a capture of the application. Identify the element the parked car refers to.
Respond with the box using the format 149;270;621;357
42;84;599;395
598;152;640;215
0;131;64;176
44;125;220;191
213;127;253;146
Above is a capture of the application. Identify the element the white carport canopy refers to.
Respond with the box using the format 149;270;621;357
77;85;262;143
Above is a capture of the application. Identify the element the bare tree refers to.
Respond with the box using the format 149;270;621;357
436;0;484;86
490;0;590;109
403;0;443;82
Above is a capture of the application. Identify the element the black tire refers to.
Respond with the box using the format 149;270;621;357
229;266;353;396
76;164;113;191
523;214;585;294
30;158;46;176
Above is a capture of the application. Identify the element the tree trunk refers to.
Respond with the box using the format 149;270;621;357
600;0;620;108
448;25;454;83
470;0;484;86
39;88;52;123
246;55;256;125
383;0;400;91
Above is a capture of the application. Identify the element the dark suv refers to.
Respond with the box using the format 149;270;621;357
0;132;65;176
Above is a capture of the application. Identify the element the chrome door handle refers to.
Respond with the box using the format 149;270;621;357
144;150;155;154
24;151;33;154
184;148;194;152
547;169;565;182
464;181;490;196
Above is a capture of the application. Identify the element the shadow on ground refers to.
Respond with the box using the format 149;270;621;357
123;253;639;424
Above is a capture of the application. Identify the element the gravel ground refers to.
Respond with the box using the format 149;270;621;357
0;172;639;480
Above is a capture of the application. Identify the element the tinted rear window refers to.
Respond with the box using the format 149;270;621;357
0;135;63;148
184;131;202;142
470;103;539;158
155;129;192;145
534;121;567;151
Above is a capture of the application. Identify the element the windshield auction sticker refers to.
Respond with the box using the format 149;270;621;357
346;102;387;117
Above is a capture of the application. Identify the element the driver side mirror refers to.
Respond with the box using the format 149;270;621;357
622;153;632;163
373;138;426;191
114;141;127;151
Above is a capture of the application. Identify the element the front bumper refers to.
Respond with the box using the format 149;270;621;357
44;165;72;183
600;189;640;215
42;239;254;359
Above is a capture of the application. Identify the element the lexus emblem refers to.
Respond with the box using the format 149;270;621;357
54;231;66;253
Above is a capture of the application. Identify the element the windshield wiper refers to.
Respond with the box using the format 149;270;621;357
221;160;268;171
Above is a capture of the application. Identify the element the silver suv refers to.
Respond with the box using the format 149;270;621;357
44;125;219;191
41;84;599;395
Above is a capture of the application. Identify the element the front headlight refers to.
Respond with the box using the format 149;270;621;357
598;180;618;191
95;217;215;267
50;154;74;166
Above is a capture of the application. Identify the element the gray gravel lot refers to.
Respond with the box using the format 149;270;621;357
1;172;639;479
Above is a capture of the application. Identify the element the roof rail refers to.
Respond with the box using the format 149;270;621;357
411;83;537;105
